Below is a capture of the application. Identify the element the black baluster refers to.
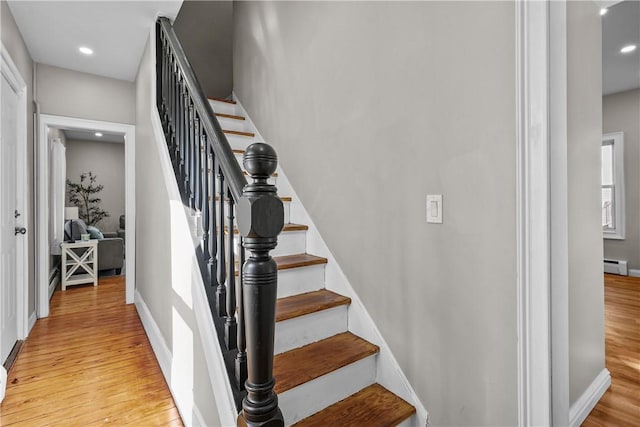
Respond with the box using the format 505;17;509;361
168;60;175;167
225;192;237;350
171;58;179;170
201;134;211;270
180;84;189;202
209;153;218;290
185;101;193;207
164;40;171;127
216;166;227;317
237;143;284;427
176;77;185;189
194;116;202;212
156;25;163;116
235;236;247;390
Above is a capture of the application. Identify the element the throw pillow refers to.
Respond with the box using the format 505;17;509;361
70;219;88;241
86;226;104;240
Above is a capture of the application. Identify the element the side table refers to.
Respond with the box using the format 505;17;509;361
60;240;99;290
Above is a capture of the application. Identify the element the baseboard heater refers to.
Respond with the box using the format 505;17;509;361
48;266;59;299
603;259;628;276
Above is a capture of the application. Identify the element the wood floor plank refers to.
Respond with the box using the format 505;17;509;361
582;274;640;427
0;276;183;426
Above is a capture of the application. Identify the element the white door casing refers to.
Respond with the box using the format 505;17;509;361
517;1;576;425
36;115;136;318
0;42;29;362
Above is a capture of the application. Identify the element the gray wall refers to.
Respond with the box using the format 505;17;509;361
234;2;517;425
603;88;640;270
36;63;135;124
135;36;220;425
1;1;36;319
65;140;125;233
567;0;606;405
173;0;233;98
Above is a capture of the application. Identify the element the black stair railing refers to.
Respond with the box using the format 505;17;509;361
155;17;284;427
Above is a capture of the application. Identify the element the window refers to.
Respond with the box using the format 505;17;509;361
602;132;624;239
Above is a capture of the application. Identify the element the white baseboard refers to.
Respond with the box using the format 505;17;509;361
0;366;6;403
134;290;173;387
569;368;611;427
28;311;37;333
628;269;640;277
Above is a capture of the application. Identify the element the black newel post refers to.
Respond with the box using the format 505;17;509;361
237;143;284;427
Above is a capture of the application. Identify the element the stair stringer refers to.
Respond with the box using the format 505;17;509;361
231;93;429;427
148;106;238;426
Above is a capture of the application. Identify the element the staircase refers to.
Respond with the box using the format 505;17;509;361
209;96;418;426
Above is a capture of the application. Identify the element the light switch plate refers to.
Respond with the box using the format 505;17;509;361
426;195;443;223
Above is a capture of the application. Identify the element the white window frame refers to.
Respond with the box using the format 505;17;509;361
602;132;625;240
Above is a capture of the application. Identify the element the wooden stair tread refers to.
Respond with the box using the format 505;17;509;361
273;332;379;394
276;290;350;322
215;113;245;121
208;96;236;104
223;129;255;138
235;252;325;276
228;223;308;235
293;383;416;427
274;253;327;270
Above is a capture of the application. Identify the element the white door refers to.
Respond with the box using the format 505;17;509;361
0;70;21;363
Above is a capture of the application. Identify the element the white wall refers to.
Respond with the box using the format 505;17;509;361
36;63;135;124
567;0;606;406
65;140;125;233
603;88;640;270
1;1;36;320
234;2;517;425
135;35;222;426
173;0;233;98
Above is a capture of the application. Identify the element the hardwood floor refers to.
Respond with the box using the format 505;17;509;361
0;276;183;426
582;274;640;427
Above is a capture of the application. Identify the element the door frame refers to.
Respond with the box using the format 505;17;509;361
517;1;586;425
0;42;29;342
36;115;136;317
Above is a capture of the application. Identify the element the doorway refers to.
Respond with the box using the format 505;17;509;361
0;45;29;364
36;115;135;318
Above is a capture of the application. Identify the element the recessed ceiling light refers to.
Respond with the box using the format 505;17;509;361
79;46;93;55
620;44;637;54
600;8;608;16
95;132;103;137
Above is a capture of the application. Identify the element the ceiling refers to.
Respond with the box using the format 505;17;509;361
7;1;183;82
63;129;124;144
6;1;637;94
602;0;640;95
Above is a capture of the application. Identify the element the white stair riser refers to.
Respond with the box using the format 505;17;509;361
277;264;325;298
279;356;377;425
272;231;306;257
226;134;258;151
217;116;250;133
283;203;290;224
208;99;238;116
275;306;348;355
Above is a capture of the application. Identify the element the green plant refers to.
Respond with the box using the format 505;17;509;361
66;172;110;226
